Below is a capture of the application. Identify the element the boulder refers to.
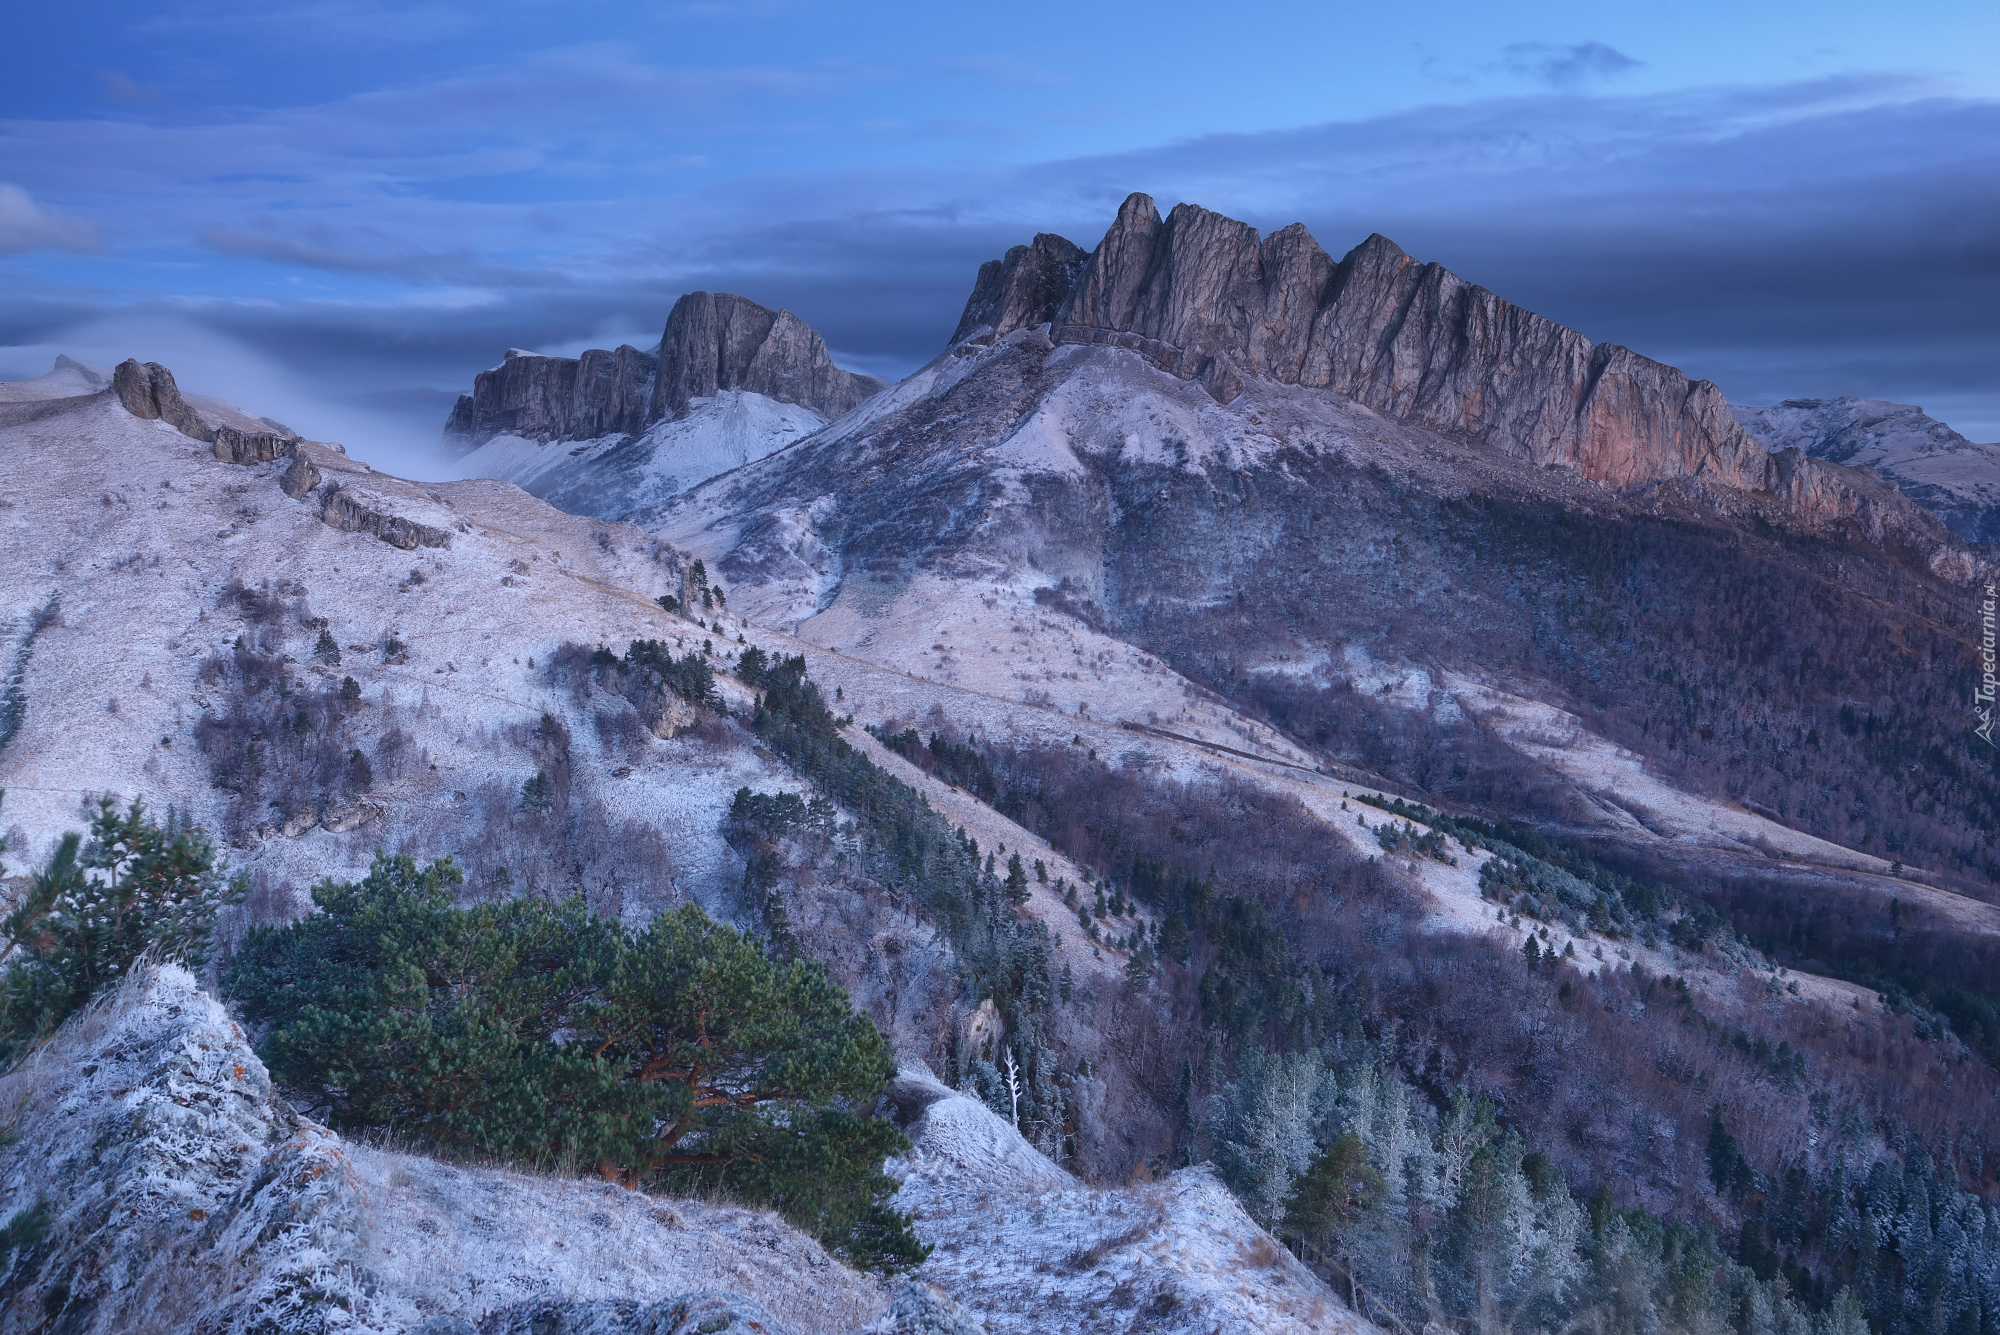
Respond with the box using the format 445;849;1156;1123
280;449;322;499
112;358;208;440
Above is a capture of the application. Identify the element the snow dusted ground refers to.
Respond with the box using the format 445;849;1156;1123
0;389;799;923
885;1065;1368;1335
446;391;826;522
0;359;1937;1332
0;355;109;402
644;337;1993;1012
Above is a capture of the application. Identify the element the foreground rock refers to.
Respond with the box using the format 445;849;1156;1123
882;1065;1370;1335
0;965;887;1334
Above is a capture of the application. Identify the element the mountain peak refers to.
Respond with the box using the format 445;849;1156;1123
952;196;1777;492
444;292;884;453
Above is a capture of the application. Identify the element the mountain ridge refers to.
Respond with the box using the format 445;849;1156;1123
1734;395;2000;545
943;193;1974;571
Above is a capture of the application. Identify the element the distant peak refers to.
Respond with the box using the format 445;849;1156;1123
446;293;885;452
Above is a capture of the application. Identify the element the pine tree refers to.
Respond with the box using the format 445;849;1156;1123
1005;853;1030;906
1;797;241;1059
226;858;924;1271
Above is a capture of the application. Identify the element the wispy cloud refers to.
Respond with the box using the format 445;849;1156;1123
0;185;103;256
1500;41;1643;91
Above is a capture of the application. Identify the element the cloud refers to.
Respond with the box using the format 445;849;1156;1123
1500;41;1643;91
3;70;1998;467
99;71;164;105
0;185;102;256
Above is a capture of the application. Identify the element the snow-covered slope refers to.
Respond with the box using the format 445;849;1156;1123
0;355;109;403
0;354;1974;1333
445;390;826;521
884;1065;1367;1335
1732;396;2000;544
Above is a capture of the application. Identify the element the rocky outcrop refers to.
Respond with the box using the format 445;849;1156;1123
443;344;659;448
321;483;454;549
280;449;322;499
444;296;884;453
880;1064;1362;1335
0;963;890;1334
115;357;301;463
1734;397;2000;545
949;235;1089;345
113;358;209;439
653;292;884;424
957;195;1773;492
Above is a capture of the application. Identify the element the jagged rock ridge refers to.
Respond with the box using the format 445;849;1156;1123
444;293;885;452
951;193;1971;546
1733;397;2000;545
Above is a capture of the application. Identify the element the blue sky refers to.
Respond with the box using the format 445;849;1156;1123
1;0;1996;467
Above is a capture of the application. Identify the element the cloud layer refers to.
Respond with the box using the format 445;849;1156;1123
1;57;1995;467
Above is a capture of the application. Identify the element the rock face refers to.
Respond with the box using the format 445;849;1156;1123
1734;397;2000;545
321;481;455;550
443;344;659;448
444;294;884;454
652;292;884;424
928;194;1978;567
112;357;209;439
949;235;1090;346
878;1064;1364;1335
955;194;1769;492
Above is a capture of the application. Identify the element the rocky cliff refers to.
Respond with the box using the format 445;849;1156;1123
444;294;884;453
0;962;892;1334
1734;396;2000;545
951;194;1867;501
652;292;884;424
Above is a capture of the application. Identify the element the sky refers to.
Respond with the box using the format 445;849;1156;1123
1;0;1996;469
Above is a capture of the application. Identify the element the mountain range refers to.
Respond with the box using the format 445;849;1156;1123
3;192;1998;1335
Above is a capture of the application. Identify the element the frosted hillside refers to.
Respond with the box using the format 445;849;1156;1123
1733;396;2000;544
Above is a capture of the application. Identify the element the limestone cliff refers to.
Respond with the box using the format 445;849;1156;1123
444;295;884;453
941;193;1973;564
953;195;1757;490
652;292;884;424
